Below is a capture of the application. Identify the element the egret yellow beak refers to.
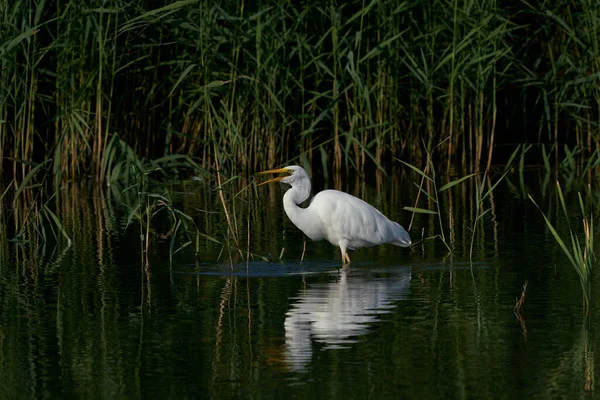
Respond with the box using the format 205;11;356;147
257;168;291;186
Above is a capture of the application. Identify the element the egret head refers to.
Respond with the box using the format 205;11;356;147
257;165;308;186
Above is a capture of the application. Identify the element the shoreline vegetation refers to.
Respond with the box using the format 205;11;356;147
1;0;599;182
0;1;597;305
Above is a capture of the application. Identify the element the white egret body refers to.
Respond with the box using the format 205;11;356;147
258;166;411;263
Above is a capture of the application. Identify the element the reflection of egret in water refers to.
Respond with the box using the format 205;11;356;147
284;267;411;371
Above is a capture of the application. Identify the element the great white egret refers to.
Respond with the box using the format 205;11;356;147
258;166;411;264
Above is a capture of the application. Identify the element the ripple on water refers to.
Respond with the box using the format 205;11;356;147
173;260;343;277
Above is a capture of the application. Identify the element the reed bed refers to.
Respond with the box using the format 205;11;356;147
0;0;599;182
1;0;599;279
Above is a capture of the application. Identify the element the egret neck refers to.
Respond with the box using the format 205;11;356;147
282;173;317;239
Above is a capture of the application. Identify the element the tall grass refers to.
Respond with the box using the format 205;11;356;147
519;0;600;158
529;183;594;314
1;0;599;181
400;139;478;251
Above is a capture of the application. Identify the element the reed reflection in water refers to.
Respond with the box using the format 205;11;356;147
1;171;599;398
284;266;411;371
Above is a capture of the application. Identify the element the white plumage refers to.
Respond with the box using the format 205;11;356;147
284;267;411;371
258;165;411;263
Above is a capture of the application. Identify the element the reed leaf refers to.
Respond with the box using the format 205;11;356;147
529;182;594;313
438;173;478;192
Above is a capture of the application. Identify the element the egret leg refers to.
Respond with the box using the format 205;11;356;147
339;241;351;265
300;239;306;264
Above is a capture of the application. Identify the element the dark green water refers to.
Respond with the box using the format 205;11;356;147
0;174;597;399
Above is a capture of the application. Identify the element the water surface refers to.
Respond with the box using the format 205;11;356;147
0;174;597;398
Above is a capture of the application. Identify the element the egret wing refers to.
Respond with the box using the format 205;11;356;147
310;190;409;248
